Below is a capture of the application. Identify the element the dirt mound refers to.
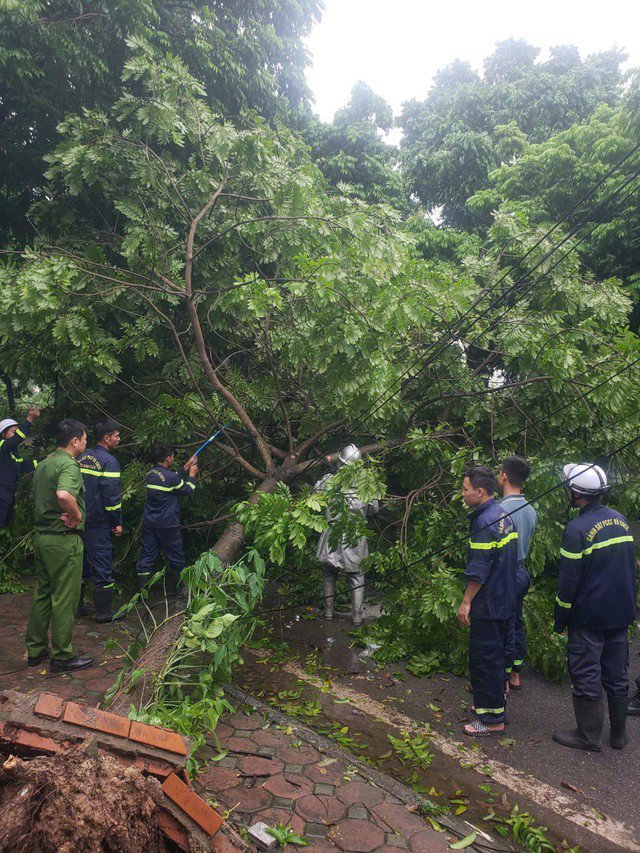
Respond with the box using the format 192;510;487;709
0;751;169;852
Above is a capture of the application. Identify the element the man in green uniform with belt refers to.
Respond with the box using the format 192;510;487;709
25;419;94;672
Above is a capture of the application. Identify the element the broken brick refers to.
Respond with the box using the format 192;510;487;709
0;721;65;754
129;720;187;755
33;692;66;720
63;701;131;739
157;810;190;851
162;773;223;836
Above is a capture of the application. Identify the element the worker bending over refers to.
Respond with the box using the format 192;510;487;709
553;463;636;752
78;419;124;623
136;445;197;594
459;466;517;737
0;405;41;529
314;444;379;627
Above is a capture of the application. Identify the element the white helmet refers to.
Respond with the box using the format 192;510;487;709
562;463;610;497
0;419;18;437
338;443;361;464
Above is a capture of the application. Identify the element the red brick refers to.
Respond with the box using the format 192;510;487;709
63;701;131;739
34;692;66;720
0;721;66;755
157;810;189;851
336;781;384;808
133;756;175;779
162;773;223;837
296;794;346;825
129;720;187;755
277;742;319;765
328;819;384;852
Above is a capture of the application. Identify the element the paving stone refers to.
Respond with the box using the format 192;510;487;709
296;794;346;825
273;796;295;809
253;808;306;835
328;818;385;852
408;829;448;852
337;781;384;808
371;803;425;838
253;728;291;748
305;822;330;838
234;729;253;738
237;755;284;777
263;772;313;801
347;805;369;820
284;762;304;773
277;741;320;765
218;756;238;768
224;784;272;814
225;735;268;754
314;783;335;796
197;766;241;792
225;712;264;731
304;763;343;786
384;834;409;848
258;745;276;756
212;722;234;741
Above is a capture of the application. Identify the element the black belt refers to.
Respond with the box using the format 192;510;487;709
35;529;81;536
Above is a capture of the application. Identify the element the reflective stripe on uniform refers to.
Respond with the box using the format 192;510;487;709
468;531;518;550
475;706;505;715
513;659;524;666
104;502;122;512
561;534;634;561
10;454;23;463
186;481;195;490
80;468;120;478
556;596;572;609
146;479;184;492
15;428;26;439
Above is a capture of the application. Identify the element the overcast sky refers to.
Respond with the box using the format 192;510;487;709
305;0;640;122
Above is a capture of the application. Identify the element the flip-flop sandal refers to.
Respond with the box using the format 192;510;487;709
463;719;505;737
470;707;510;724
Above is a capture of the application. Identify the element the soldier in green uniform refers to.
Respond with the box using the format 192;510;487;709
25;419;94;672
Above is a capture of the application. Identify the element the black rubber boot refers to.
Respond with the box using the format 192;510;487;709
166;569;181;596
94;587;125;624
552;695;603;752
608;695;629;749
76;583;88;618
136;572;151;592
627;680;640;716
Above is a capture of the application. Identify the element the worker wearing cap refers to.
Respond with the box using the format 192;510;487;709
0;406;41;529
552;463;636;752
314;444;379;627
135;445;198;594
78;419;124;623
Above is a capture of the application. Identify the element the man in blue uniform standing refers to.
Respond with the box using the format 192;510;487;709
0;405;41;529
553;463;636;752
499;456;537;690
78;419;124;623
136;445;198;594
459;466;518;736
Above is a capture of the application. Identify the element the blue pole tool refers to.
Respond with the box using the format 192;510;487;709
193;424;230;458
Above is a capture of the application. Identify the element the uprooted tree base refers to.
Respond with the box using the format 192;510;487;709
0;752;169;853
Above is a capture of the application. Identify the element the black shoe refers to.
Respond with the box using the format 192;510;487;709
50;655;94;672
93;587;125;624
553;695;603;752
608;695;629;749
627;691;640;716
27;648;50;667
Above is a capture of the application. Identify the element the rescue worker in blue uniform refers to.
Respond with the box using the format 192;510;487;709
78;419;124;623
498;456;537;690
459;466;518;736
0;405;41;528
553;463;636;752
136;445;198;593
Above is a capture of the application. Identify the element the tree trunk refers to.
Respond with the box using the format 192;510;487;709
107;461;298;715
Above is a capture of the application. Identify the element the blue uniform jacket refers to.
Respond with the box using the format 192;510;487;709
465;498;518;621
143;465;195;528
0;420;37;504
554;501;636;632
78;446;122;528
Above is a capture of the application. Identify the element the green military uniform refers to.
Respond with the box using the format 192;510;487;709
26;449;85;660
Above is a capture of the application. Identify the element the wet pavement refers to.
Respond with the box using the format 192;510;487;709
240;601;640;852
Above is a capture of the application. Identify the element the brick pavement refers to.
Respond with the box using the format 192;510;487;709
197;710;451;851
0;584;129;706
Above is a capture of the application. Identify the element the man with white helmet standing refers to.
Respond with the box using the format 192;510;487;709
314;444;379;627
553;463;636;752
0;406;41;529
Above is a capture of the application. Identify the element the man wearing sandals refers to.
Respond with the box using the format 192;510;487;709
458;466;518;736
